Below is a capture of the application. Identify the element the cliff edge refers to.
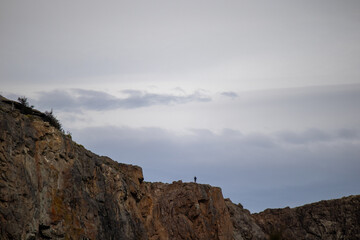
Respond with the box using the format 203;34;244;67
0;96;359;240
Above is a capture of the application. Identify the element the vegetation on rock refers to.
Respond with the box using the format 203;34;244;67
17;96;34;109
44;109;63;131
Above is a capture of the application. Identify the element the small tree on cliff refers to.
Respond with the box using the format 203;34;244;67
44;109;62;131
18;96;34;108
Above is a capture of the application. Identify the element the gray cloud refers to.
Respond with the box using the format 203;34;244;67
119;89;211;108
227;84;360;133
276;129;333;145
221;91;238;99
34;88;211;111
276;128;360;145
70;126;360;212
336;128;359;140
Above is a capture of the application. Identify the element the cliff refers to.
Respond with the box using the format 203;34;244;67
253;195;360;240
0;96;359;240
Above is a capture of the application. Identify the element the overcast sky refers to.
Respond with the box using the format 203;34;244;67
1;0;360;213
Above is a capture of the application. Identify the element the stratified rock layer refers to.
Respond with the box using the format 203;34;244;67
0;96;359;240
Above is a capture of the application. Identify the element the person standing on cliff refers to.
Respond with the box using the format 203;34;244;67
194;176;197;183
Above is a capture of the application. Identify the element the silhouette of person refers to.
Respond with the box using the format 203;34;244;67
194;176;197;183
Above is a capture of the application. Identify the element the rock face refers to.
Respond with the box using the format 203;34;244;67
225;200;266;240
0;96;147;239
0;95;359;240
253;195;360;240
141;181;234;240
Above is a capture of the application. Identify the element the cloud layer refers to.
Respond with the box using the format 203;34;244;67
221;91;238;99
33;89;211;111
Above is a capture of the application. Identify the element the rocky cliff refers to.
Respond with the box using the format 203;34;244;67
0;96;359;240
253;195;360;240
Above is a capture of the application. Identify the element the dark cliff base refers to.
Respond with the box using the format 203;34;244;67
1;96;359;240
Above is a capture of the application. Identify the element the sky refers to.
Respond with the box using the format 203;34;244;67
1;0;360;213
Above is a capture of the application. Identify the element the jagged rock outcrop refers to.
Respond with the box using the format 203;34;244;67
140;181;234;240
253;195;360;240
225;200;266;240
0;95;359;240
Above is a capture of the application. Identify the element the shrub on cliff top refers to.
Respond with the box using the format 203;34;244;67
17;96;34;108
16;96;63;132
44;110;62;131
